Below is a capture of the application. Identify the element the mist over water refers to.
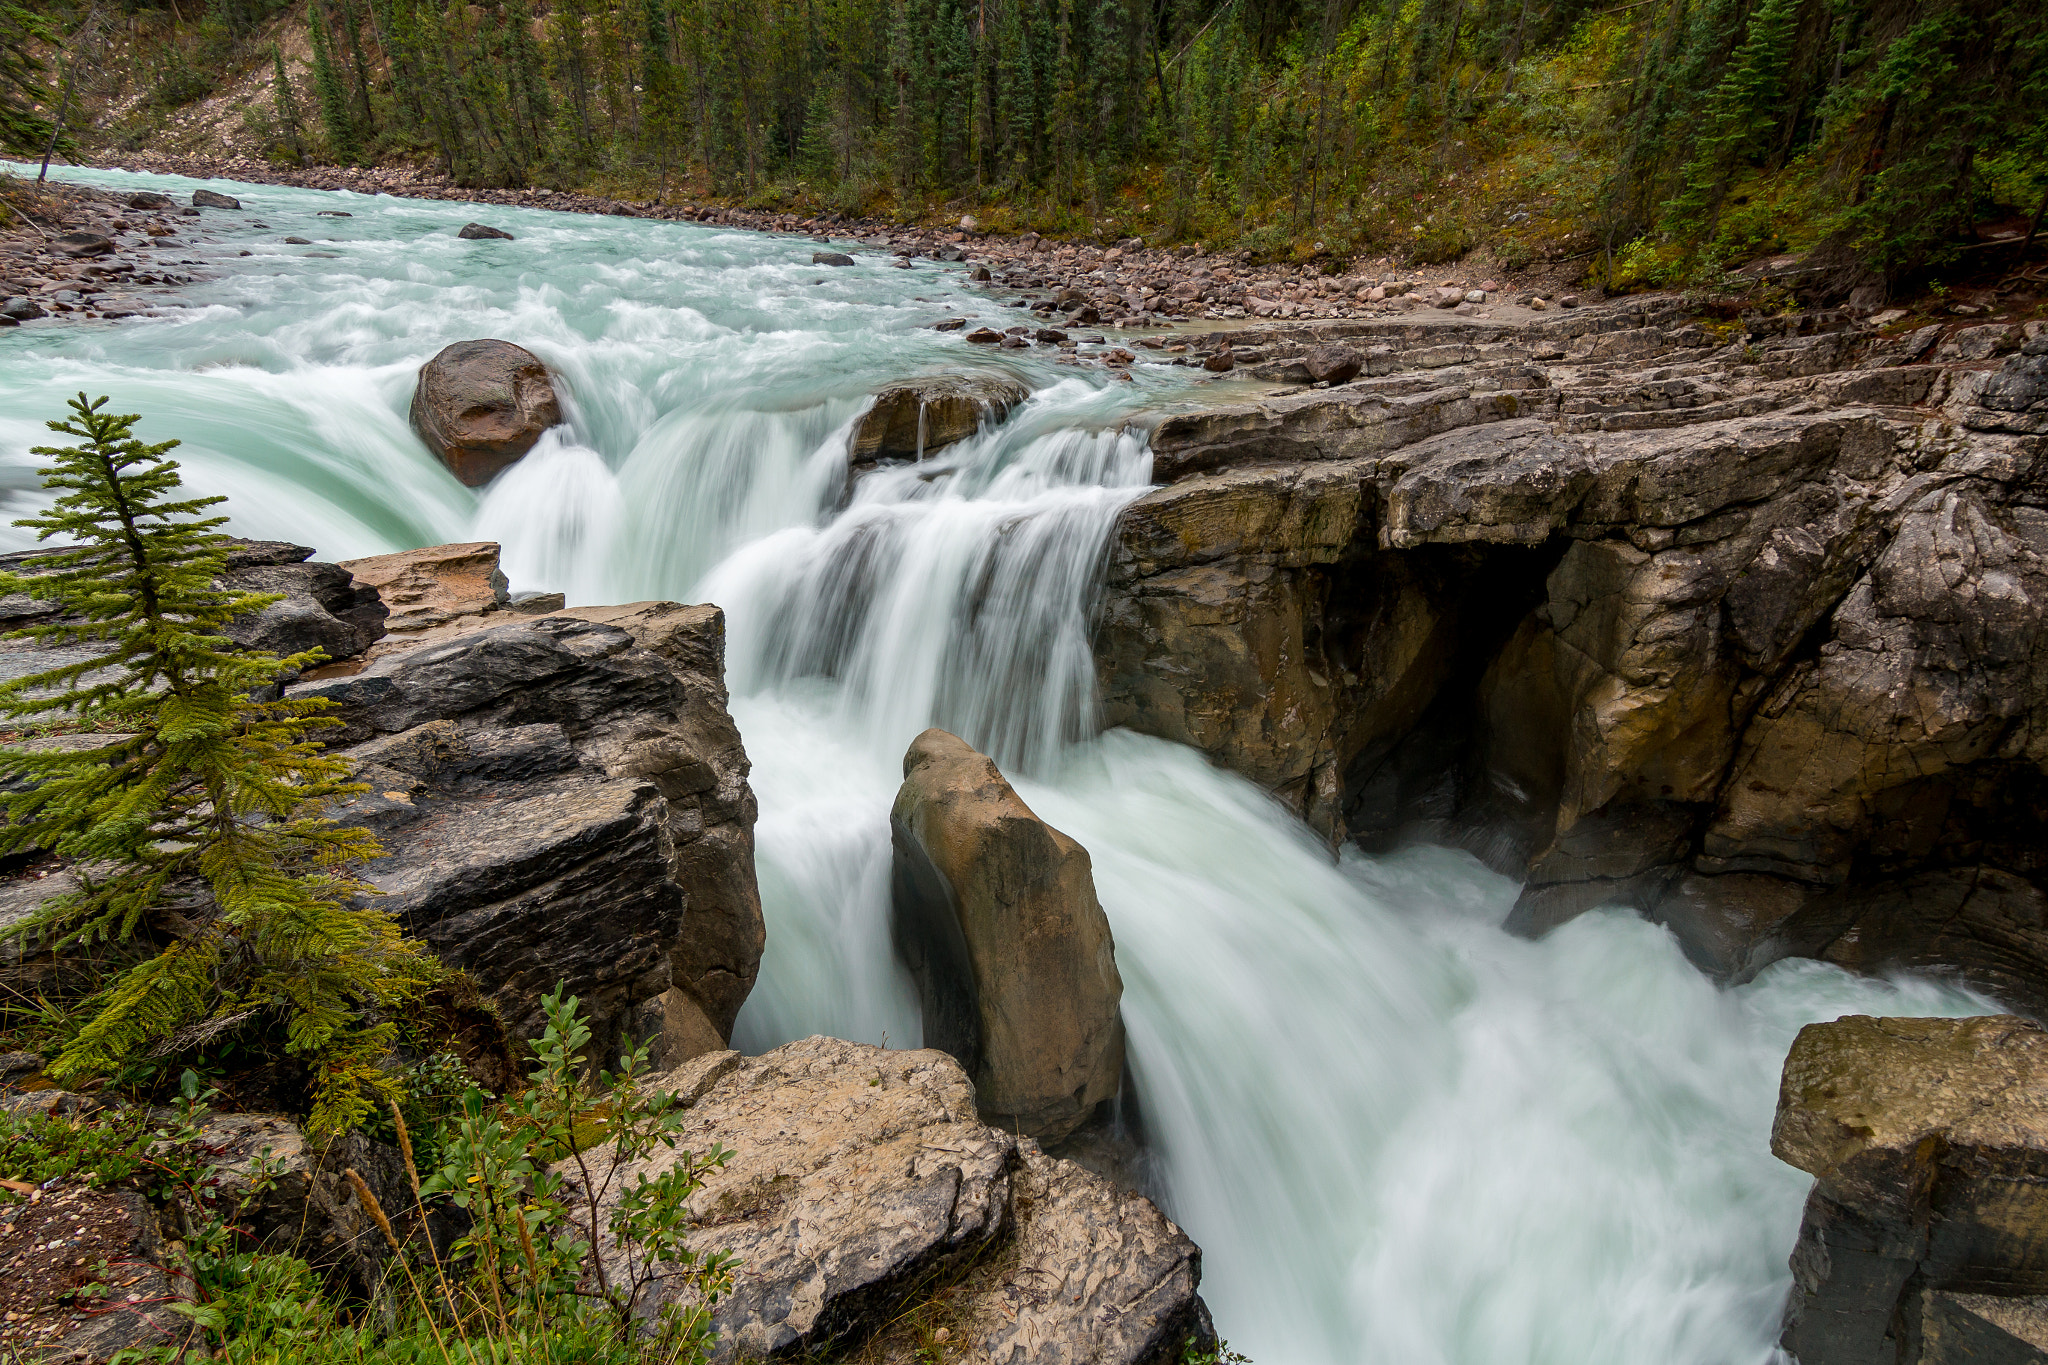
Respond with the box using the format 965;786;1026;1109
1;164;1997;1365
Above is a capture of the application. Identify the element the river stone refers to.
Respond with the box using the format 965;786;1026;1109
850;374;1031;462
294;609;760;1059
1303;343;1364;384
965;327;1003;343
890;729;1124;1142
192;188;241;209
457;222;514;240
812;250;855;266
126;190;174;209
53;231;113;258
568;1037;1210;1364
1773;1015;2048;1365
410;340;563;485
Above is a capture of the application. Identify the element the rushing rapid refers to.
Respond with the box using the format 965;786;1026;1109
0;165;1994;1365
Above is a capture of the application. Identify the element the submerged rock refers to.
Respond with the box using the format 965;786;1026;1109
890;729;1123;1142
457;222;514;240
569;1037;1209;1364
409;339;562;486
1773;1014;2048;1365
851;374;1030;463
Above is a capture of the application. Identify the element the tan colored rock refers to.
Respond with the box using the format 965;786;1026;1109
339;541;509;640
1773;1015;2048;1365
409;339;562;486
570;1038;1210;1365
890;729;1123;1142
851;374;1030;462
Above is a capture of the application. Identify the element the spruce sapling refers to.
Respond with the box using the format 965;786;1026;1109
0;393;431;1132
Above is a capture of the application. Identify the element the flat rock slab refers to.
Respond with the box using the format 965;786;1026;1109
570;1037;1210;1364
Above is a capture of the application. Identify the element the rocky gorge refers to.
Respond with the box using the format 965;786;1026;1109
1093;305;2048;1013
3;167;2047;1364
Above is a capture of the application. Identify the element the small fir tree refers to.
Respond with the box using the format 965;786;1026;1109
308;0;361;164
0;394;431;1133
272;42;305;163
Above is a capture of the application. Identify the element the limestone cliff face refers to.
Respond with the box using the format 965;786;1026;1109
1098;309;2048;1005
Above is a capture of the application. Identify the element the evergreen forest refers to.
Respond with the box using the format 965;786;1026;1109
4;0;2048;304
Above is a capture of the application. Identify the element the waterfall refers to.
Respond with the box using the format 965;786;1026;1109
0;162;1995;1365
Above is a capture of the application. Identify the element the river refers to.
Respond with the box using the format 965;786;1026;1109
0;165;1992;1365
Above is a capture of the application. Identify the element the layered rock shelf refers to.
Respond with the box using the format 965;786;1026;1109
1100;303;2048;1005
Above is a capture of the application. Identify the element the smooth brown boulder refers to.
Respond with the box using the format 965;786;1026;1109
851;374;1030;463
889;729;1123;1142
191;188;240;209
1304;343;1364;384
1773;1015;2048;1365
409;340;562;486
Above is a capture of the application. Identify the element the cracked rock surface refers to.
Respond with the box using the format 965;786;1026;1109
1099;303;2048;1005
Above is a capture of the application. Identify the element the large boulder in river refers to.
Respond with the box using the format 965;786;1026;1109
567;1038;1212;1364
850;374;1030;463
293;606;761;1060
1772;1014;2048;1365
409;340;562;486
889;729;1123;1142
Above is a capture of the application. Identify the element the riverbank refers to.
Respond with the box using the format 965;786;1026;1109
48;152;1596;330
0;174;218;324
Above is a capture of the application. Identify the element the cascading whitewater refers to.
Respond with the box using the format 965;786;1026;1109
0;164;1996;1365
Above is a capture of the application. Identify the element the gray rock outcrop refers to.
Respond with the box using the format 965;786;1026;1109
1099;307;2048;1007
851;374;1030;463
566;1037;1211;1365
1772;1014;2048;1365
409;339;562;486
890;729;1124;1142
294;602;762;1061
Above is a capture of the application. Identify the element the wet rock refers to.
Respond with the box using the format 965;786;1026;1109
284;235;311;244
1774;1015;2048;1365
1001;333;1028;348
191;188;241;209
890;729;1124;1142
457;222;514;240
409;339;563;486
2;297;46;320
1202;348;1236;373
570;1038;1207;1365
812;250;855;266
930;317;966;331
851;374;1031;462
53;231;113;257
965;327;1003;343
126;190;175;209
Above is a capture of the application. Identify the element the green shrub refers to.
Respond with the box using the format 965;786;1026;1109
0;394;435;1134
